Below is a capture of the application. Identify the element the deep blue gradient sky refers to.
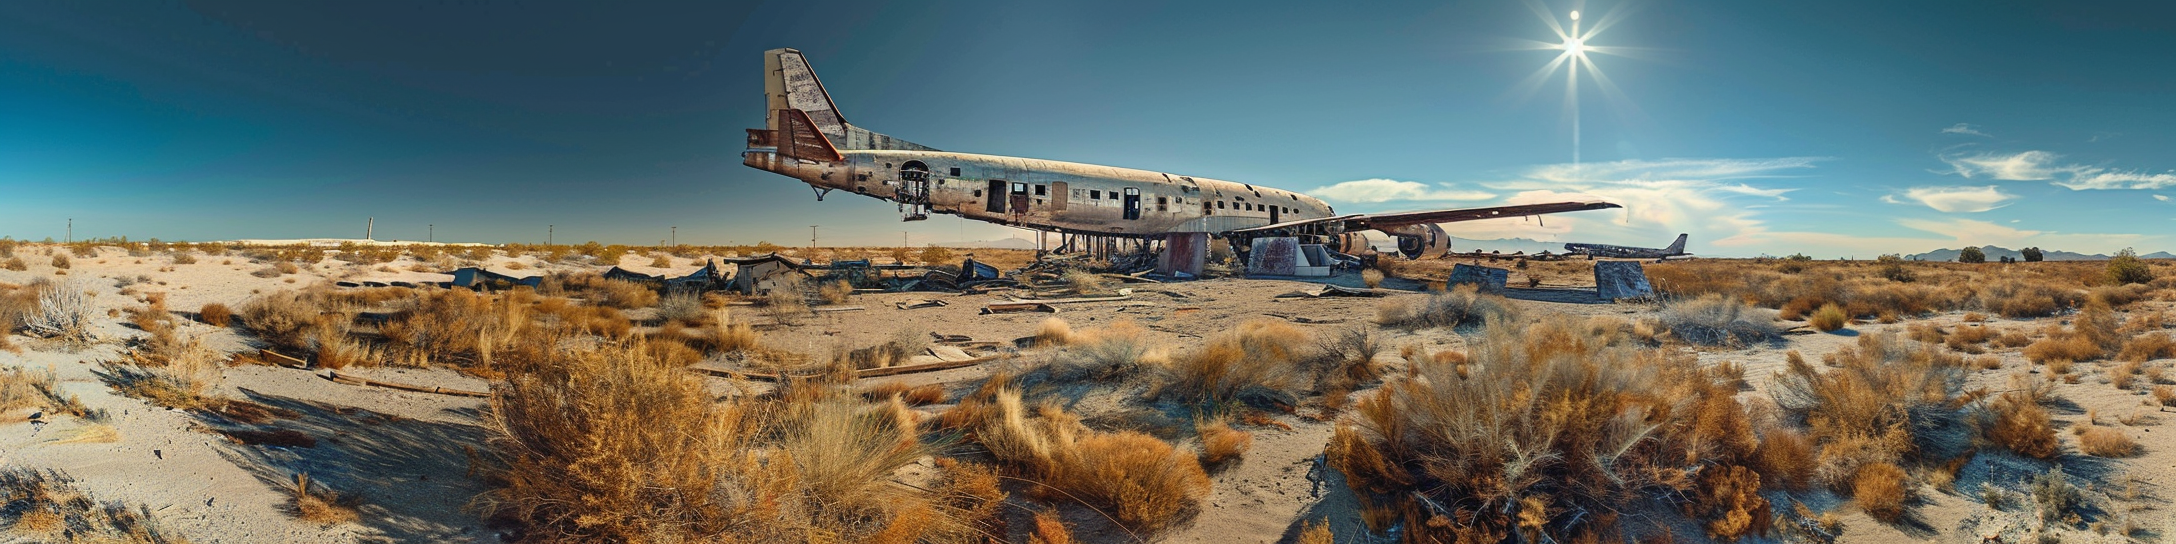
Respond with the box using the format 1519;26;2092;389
3;1;2172;256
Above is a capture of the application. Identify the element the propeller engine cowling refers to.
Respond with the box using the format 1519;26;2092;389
1394;223;1451;259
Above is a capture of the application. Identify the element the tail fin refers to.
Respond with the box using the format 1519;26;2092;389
763;48;936;152
1664;233;1688;254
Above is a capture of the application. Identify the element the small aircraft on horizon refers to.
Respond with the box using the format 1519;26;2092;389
740;48;1622;259
1564;233;1692;261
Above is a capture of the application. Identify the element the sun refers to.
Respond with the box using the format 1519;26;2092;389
1563;36;1586;56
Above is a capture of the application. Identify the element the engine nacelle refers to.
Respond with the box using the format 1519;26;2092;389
1391;223;1451;259
1328;232;1373;256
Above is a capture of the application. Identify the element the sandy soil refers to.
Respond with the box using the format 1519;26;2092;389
4;245;2173;543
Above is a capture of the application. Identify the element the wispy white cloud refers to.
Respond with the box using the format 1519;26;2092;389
1941;123;1991;137
2158;194;2171;202
1304;179;1494;203
1524;157;1825;183
1895;185;2015;213
1941;150;2176;190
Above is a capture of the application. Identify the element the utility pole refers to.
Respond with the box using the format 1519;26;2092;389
548;225;554;246
809;225;819;250
66;219;71;243
671;226;677;247
367;217;374;241
428;224;434;243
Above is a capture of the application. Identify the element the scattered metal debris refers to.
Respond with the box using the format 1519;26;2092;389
896;299;948;310
1447;263;1509;293
983;302;1058;314
1593;260;1656;300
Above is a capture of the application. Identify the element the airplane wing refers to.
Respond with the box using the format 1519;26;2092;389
1225;201;1622;236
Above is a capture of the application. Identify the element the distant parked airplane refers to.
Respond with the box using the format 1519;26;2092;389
1564;234;1691;261
740;48;1621;259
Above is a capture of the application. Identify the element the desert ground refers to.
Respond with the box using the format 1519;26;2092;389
3;239;2175;544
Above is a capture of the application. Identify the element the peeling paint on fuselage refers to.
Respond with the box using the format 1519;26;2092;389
744;148;1338;238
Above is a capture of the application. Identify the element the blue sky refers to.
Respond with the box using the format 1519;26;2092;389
2;1;2172;257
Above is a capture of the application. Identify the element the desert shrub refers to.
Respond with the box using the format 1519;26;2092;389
1977;279;2078;318
50;253;69;269
1771;333;1969;487
2120;332;2176;362
1688;464;1772;540
1958;247;1987;263
198;303;232;327
1029;509;1075;544
99;327;226;412
1374;284;1513;330
2;257;23;271
2108;248;2154;285
1809;303;1848;331
1308;327;1385;396
237;291;326;353
1755;427;1816;490
21;279;95;343
1153;319;1310;411
1853;462;1912;522
656;291;706;323
2031;466;2081;522
1326;316;1755;541
2076;426;2140;457
842;328;931;370
1982;392;2059;459
1032;317;1076;347
378;288;540;370
962;388;1210;534
1660;294;1780;346
1996;330;2032;348
0;467;190;544
2025;333;2103;364
1361;268;1385;288
1196;419;1252;469
0;366;100;421
171;252;196;265
763;274;810;324
478;340;997;542
817;279;854;305
1039;320;1157;381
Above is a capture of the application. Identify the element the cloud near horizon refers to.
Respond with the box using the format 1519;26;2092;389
1303;179;1495;203
1943;150;2176;190
1887;185;2016;213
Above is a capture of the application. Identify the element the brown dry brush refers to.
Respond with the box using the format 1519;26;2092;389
1152;319;1311;413
1770;332;1974;519
1326;316;1767;542
1644;260;2120;320
476;339;1002;543
952;386;1212;535
0;467;191;543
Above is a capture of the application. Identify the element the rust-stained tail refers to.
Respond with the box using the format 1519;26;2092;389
763;48;937;152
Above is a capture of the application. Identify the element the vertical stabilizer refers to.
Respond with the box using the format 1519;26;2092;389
1665;233;1688;254
763;48;937;152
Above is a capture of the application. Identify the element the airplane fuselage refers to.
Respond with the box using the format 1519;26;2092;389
744;148;1339;238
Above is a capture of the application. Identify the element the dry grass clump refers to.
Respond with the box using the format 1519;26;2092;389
1029;510;1076;544
237;290;326;353
478;340;1000;542
2032;466;2082;522
2119;332;2176;362
1374;284;1513;330
288;473;359;525
0;366;100;422
1361;268;1385;288
1038;320;1158;382
1152;319;1310;411
198;302;232;327
1327;316;1760;541
817;279;855;305
50;253;70;269
546;273;660;309
1771;332;1970;490
1062;269;1111;295
1195;419;1252;469
99;325;228;412
1982;391;2060;459
2075;425;2141;457
1809;303;1849;331
655;291;707;323
1853;462;1912;522
379;288;542;370
763;274;811;325
3;257;25;271
1659;294;1780;346
0;467;191;543
958;388;1210;534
